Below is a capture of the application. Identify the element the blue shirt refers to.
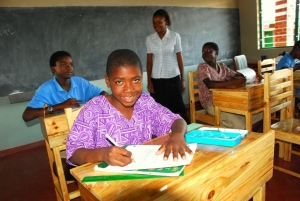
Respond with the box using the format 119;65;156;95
276;52;296;70
28;76;102;108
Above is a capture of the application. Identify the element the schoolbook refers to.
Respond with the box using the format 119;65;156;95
94;143;197;176
95;163;185;176
82;171;184;182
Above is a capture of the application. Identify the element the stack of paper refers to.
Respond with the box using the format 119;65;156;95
94;143;197;176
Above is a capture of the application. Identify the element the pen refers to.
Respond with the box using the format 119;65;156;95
105;134;136;162
105;134;120;146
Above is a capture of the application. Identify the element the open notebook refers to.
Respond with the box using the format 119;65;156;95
94;143;197;176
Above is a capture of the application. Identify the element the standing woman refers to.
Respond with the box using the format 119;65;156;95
146;9;190;124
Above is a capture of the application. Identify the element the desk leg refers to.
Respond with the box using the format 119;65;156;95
215;106;221;127
284;142;292;161
253;183;266;201
78;182;98;201
246;112;252;132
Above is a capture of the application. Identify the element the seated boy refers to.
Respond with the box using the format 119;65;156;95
22;51;107;122
197;42;262;130
276;40;300;71
66;49;192;167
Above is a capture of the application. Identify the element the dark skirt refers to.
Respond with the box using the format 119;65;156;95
151;75;187;114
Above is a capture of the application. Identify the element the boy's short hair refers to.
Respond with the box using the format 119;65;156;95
203;42;219;52
49;51;72;67
106;49;142;77
293;40;300;50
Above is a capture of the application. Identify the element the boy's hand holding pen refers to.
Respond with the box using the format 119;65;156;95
105;134;135;166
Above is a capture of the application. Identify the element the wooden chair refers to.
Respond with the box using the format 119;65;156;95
257;58;276;75
263;68;300;178
258;58;278;121
40;106;84;201
294;71;300;94
294;71;300;118
188;71;215;125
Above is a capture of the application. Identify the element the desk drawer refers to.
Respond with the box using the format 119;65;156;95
212;84;264;111
213;91;249;110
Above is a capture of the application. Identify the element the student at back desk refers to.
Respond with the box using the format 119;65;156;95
197;42;263;130
22;51;108;122
276;40;300;71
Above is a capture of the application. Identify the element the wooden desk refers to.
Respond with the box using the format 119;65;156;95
210;83;264;131
71;130;274;201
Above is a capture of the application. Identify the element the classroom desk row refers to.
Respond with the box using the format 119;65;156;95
70;128;274;201
212;70;300;131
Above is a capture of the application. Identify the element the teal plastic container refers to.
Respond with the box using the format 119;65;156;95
185;129;244;147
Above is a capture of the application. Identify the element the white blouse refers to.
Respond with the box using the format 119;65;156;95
146;28;182;79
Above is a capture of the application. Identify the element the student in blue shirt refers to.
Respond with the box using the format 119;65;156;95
22;51;107;122
276;40;300;71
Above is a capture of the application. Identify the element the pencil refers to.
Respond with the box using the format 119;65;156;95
105;134;136;163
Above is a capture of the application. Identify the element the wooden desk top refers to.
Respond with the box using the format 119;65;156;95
71;130;274;201
210;82;263;92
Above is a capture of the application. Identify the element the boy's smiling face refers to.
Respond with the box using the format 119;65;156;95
105;65;143;109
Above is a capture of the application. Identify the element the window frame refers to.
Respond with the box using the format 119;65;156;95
259;0;300;49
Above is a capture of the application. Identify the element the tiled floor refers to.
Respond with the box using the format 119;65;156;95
1;143;300;201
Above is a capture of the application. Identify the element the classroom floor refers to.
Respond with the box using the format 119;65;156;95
1;143;300;201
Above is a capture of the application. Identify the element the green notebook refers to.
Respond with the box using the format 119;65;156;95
82;171;184;182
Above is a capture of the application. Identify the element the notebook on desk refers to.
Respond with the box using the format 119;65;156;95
82;171;185;182
94;143;197;176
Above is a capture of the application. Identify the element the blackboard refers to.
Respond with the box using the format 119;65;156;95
0;6;240;97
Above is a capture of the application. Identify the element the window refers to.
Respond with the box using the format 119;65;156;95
259;0;300;49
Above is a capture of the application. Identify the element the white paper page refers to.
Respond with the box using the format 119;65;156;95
100;143;197;171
